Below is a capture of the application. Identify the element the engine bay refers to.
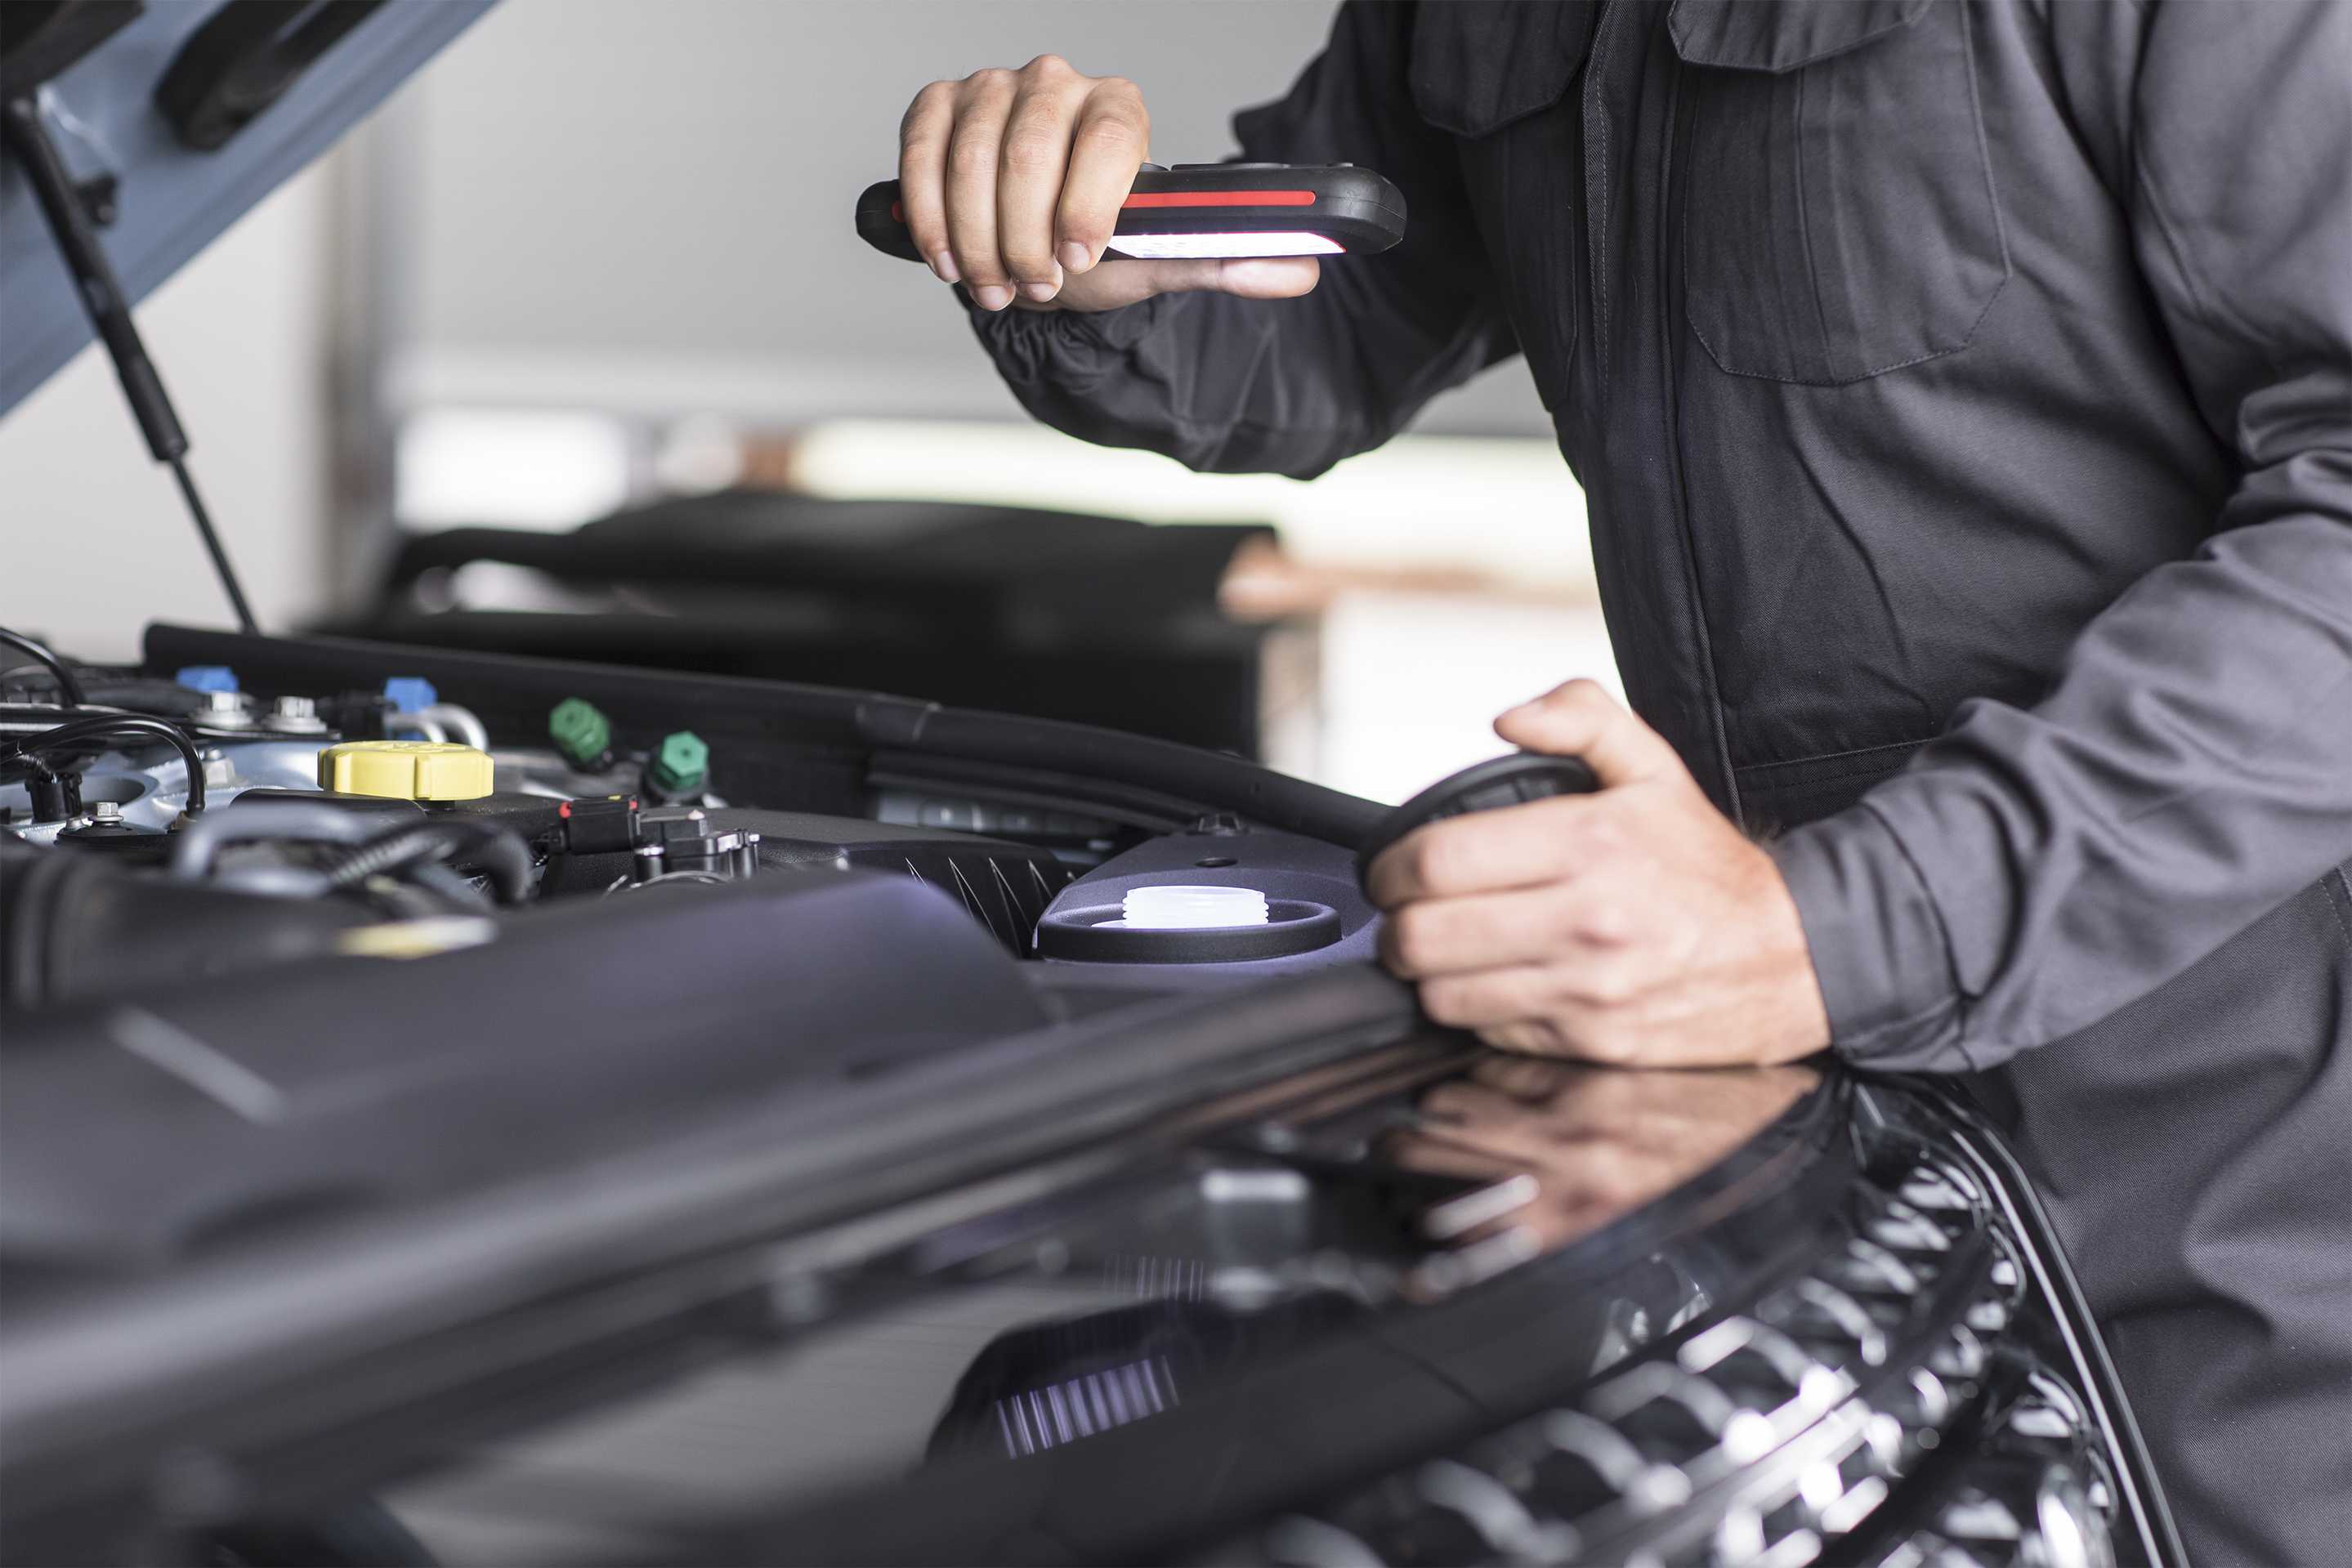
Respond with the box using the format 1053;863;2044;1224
2;626;1381;1020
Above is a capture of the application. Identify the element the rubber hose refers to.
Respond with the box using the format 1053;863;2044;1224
318;822;531;905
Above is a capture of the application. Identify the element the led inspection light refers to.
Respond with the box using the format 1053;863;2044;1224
1120;884;1271;929
856;164;1405;265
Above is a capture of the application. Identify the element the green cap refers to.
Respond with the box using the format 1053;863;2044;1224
548;698;612;771
648;730;709;797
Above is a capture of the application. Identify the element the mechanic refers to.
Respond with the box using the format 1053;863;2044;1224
891;3;2350;1561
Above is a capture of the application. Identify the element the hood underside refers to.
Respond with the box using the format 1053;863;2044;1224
0;0;492;419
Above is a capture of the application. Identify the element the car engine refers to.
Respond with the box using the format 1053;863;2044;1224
2;635;1380;1025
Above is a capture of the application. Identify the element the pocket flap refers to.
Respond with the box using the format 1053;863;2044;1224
1409;0;1595;136
1668;0;1934;74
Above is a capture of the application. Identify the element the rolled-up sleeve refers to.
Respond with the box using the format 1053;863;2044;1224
1773;0;2352;1071
965;1;1518;480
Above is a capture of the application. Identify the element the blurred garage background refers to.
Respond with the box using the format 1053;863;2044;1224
0;0;1618;806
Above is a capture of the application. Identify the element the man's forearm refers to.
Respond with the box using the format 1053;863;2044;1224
1773;510;2352;1070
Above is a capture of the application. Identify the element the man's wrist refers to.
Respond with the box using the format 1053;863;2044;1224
1747;847;1834;1061
1767;808;1971;1070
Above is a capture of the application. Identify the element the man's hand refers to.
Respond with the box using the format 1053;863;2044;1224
897;55;1320;313
1365;679;1832;1066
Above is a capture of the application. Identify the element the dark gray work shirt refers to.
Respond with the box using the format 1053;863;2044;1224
964;2;2352;1560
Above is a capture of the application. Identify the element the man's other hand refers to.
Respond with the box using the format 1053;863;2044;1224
897;55;1321;312
1365;679;1832;1066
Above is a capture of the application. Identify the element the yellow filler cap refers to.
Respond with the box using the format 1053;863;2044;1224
317;739;494;802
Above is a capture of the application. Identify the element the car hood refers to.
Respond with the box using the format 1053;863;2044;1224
0;0;492;418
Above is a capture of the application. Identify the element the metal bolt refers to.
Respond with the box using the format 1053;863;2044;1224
90;800;123;824
268;694;326;733
197;688;251;726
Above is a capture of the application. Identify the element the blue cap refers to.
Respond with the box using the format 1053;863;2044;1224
383;677;438;715
174;665;239;693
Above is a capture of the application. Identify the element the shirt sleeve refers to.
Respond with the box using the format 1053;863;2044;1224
1771;0;2352;1071
964;0;1518;480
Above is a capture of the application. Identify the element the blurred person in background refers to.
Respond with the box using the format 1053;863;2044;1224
888;2;2351;1559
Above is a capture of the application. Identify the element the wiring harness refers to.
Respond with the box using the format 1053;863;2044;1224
1;715;208;815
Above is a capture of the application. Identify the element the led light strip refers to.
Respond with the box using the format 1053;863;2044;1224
1107;231;1344;260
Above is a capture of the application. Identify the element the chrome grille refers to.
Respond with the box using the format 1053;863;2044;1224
1234;1143;2127;1568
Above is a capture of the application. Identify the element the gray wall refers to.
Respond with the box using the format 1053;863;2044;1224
384;0;1548;434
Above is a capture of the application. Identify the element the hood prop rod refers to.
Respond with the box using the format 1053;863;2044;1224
1;92;258;635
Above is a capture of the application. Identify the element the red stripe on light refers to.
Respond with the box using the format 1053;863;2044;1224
889;190;1315;226
1123;190;1317;208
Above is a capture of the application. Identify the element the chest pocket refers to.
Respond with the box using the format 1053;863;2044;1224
1670;0;2009;385
1407;1;1595;405
1407;1;1593;137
